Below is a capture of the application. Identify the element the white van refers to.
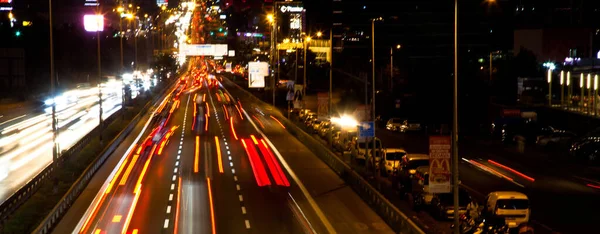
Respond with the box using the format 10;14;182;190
485;191;530;228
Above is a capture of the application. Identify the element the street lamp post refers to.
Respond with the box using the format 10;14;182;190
560;71;565;107
547;69;552;107
117;7;124;72
267;13;276;107
567;71;571;109
452;0;460;232
329;30;333;148
390;44;400;92
49;0;58;161
594;75;598;115
371;17;382;173
580;73;585;112
303;37;311;97
588;74;592;114
96;5;103;144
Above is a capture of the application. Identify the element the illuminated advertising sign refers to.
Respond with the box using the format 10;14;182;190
180;44;228;56
248;62;268;88
84;0;98;6
157;0;167;7
280;6;303;13
429;136;451;193
83;15;104;32
228;50;235;57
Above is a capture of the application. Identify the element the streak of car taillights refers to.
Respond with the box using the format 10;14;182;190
135;144;157;189
234;104;244;120
487;159;535;182
241;139;271;186
204;102;210;117
251;115;265;129
222;105;229;120
465;159;514;182
258;139;290;187
215;136;224;173
203;93;206;102
206;177;217;234
270;115;286;129
230;117;238;140
216;94;221;102
204;113;209;132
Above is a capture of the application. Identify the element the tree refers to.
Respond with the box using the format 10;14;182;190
514;47;540;77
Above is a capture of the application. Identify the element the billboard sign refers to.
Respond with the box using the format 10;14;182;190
83;15;104;32
228;50;235;57
429;136;451;193
180;44;228;56
248;62;268;88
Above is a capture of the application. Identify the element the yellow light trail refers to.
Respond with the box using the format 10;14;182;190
194;136;200;173
215;137;223;173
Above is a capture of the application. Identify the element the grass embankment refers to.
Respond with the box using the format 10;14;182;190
0;95;150;234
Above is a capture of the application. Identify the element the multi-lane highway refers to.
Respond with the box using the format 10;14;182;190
0;80;126;205
72;67;337;234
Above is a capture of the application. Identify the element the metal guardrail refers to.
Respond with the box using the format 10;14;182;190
32;109;140;234
223;79;425;234
31;79;175;234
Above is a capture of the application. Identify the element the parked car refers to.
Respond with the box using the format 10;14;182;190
355;138;383;163
318;122;332;138
382;148;407;176
484;191;530;228
536;130;576;147
569;138;600;165
430;188;471;220
310;119;323;133
396;153;429;195
386;118;421;132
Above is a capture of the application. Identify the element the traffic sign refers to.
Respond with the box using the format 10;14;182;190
359;121;375;138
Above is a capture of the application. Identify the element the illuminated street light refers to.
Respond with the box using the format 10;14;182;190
396;44;401;49
128;3;132;8
266;14;274;23
305;36;311;42
316;31;322;38
117;7;124;12
161;5;167;11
